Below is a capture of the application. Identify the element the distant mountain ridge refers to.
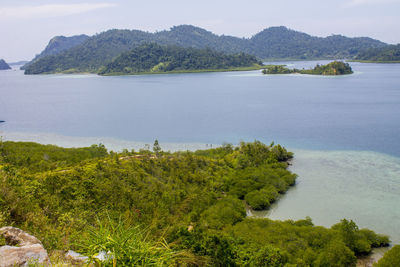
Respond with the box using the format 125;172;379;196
23;25;387;74
9;60;29;66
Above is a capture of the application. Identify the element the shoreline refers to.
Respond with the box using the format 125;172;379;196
357;247;390;267
2;131;400;246
2;130;400;158
24;65;265;76
349;60;400;64
99;65;265;76
0;131;220;152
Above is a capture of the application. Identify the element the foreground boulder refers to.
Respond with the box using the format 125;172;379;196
0;227;49;267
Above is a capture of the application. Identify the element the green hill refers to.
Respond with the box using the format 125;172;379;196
355;44;400;62
99;43;263;75
24;30;154;74
250;27;385;59
21;35;89;70
24;25;387;74
0;59;11;70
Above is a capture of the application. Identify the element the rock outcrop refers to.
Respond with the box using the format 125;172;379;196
0;227;49;267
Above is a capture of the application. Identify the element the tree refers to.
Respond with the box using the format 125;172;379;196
314;239;356;267
153;139;162;155
332;219;359;251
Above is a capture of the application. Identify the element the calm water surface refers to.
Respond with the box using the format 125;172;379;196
1;61;400;243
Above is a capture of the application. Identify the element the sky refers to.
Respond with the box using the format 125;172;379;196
1;0;400;62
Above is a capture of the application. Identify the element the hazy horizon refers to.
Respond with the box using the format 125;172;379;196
1;0;400;62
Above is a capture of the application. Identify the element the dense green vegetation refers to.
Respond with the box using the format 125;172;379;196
21;35;89;70
262;65;294;74
262;61;353;75
23;25;386;74
99;43;263;75
0;141;390;266
23;30;155;74
247;27;385;60
355;44;400;62
0;59;11;70
374;245;400;267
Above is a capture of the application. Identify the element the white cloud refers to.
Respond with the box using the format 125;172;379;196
344;0;400;7
0;3;116;19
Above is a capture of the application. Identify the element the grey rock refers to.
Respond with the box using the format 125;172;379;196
0;227;49;267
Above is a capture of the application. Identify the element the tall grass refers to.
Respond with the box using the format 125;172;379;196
80;216;179;266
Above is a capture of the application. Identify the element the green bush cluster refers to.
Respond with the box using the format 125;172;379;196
0;141;107;172
262;65;293;74
262;61;353;76
301;61;353;75
245;186;279;210
332;219;389;255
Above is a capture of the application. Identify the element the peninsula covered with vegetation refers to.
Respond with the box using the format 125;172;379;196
355;44;400;62
262;61;353;75
0;140;390;266
0;59;11;70
99;43;263;75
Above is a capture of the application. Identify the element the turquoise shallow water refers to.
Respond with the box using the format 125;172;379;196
1;61;400;243
249;149;400;244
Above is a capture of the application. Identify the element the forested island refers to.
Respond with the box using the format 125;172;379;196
262;61;353;75
99;43;263;75
0;140;391;266
0;59;11;70
355;44;400;63
23;25;386;74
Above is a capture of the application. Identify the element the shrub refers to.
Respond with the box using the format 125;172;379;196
245;190;271;210
200;197;246;229
374;245;400;267
250;245;287;267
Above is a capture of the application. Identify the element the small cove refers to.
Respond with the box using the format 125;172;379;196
249;149;400;244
